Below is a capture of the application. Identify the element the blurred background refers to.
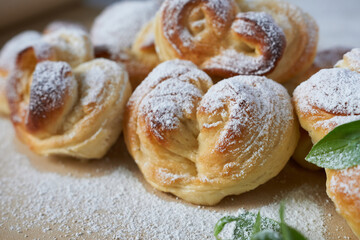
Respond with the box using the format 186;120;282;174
0;0;359;49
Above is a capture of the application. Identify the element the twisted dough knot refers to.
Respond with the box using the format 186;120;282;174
155;0;286;80
125;60;298;205
0;31;43;115
0;23;93;115
7;26;131;159
293;48;360;238
8;57;131;159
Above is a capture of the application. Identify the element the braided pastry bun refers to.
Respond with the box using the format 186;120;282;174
293;48;360;238
124;60;299;205
0;22;92;115
235;0;318;82
288;47;351;170
154;0;318;83
0;31;42;115
91;0;161;88
8;54;131;159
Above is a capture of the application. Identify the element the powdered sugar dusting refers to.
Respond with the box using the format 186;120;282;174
294;68;360;116
204;11;285;75
336;48;360;72
329;165;360;206
0;31;41;70
131;60;211;140
29;61;75;117
200;76;292;157
0;117;326;239
91;0;159;57
140;79;202;139
43;28;93;67
160;0;235;53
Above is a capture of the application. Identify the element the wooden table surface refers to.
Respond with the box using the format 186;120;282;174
0;0;359;239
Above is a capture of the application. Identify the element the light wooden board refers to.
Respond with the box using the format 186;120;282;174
0;1;359;239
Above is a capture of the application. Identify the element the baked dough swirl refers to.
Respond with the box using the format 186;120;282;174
6;25;131;159
293;48;360;238
8;56;131;159
235;0;318;82
154;0;318;82
155;0;286;81
124;60;298;205
0;22;92;115
0;31;42;115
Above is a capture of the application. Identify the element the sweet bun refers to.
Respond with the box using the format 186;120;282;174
8;56;131;159
6;23;131;159
0;31;42;115
288;47;351;170
293;48;360;238
235;0;318;82
326;166;360;238
284;46;351;94
42;26;94;67
154;0;286;81
335;48;360;72
91;0;161;88
124;60;299;205
0;22;91;115
154;0;318;82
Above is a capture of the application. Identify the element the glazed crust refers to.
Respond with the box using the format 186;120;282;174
124;60;299;205
293;48;360;238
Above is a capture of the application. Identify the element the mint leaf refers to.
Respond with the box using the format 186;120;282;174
279;203;307;240
252;230;282;240
233;212;279;240
214;204;308;240
214;216;241;240
252;212;262;236
305;120;360;169
214;211;279;240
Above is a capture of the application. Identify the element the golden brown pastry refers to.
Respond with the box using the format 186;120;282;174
336;48;360;72
0;22;91;116
7;54;131;159
154;0;318;82
91;0;161;88
124;60;299;205
0;31;42;115
287;47;351;170
293;48;360;238
235;0;318;82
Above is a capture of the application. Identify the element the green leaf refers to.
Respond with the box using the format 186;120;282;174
279;203;307;240
305;120;360;169
214;216;241;240
214;204;308;240
252;212;262;236
251;230;282;240
233;212;279;240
